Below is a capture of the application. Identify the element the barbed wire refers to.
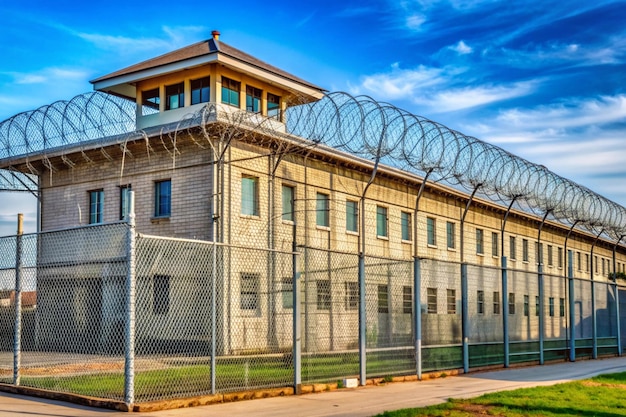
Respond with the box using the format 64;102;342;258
0;90;624;240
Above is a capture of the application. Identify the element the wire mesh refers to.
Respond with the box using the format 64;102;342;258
0;219;625;404
301;247;359;384
364;255;414;378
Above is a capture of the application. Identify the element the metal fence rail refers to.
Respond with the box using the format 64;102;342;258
0;221;624;405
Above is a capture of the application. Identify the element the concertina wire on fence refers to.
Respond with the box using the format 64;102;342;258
0;90;624;240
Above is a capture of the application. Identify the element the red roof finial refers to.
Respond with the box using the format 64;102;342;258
212;30;220;41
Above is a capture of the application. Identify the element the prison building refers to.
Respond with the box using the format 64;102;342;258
0;31;625;369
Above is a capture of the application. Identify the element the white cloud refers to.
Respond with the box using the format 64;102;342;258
355;64;535;112
73;25;207;54
406;14;427;30
450;40;473;55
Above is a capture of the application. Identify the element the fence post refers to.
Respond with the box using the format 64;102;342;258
413;257;422;379
359;253;366;385
13;213;23;386
292;222;302;393
501;257;509;368
538;264;545;365
616;282;622;356
211;241;217;394
568;250;575;362
124;192;136;406
461;263;469;373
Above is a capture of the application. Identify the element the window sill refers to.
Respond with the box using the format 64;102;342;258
281;220;295;225
151;216;170;224
377;235;389;241
401;239;412;245
346;230;359;236
316;225;331;231
477;253;485;257
447;247;457;252
427;244;437;249
240;214;260;220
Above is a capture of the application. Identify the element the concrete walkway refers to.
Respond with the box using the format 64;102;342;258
1;357;626;417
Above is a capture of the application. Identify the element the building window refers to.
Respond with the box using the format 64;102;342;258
153;274;170;315
142;88;160;110
510;236;516;260
558;247;563;268
595;255;598;274
221;77;240;107
547;245;553;266
154;180;171;218
345;282;358;310
191;76;210;105
477;290;484;314
508;293;515;315
246;85;262;113
401;212;412;241
376;206;388;237
378;285;389;313
282;185;294;222
346;200;358;233
281;277;293;309
549;297;555;317
493;291;500;314
447;289;456;314
403;286;412;314
602;258;606;275
316;193;330;227
522;239;529;262
267;93;280;119
426;217;436;246
535;296;540;316
559;297;565;317
427;288;437;314
165;82;184;110
523;295;529;317
317;280;331;310
240;273;260;311
577;252;582;271
120;185;131;220
89;189;104;224
585;254;589;272
241;176;259;216
447;222;455;249
492;232;498;257
536;242;542;264
476;228;484;255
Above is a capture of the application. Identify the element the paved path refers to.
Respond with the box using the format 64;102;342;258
2;357;626;417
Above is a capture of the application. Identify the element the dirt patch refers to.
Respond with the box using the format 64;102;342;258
454;401;505;416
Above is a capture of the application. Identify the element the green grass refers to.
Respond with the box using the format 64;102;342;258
374;371;626;416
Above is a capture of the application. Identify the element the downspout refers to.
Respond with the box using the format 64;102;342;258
460;184;481;374
536;210;552;365
412;168;433;380
590;229;604;359
564;220;580;362
359;154;382;386
500;196;519;368
613;235;624;356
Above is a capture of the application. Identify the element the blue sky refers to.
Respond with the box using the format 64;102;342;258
1;0;626;235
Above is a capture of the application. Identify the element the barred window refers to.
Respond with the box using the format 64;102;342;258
427;288;437;314
153;274;170;315
317;280;331;310
240;273;260;311
403;286;412;314
378;285;389;313
477;290;484;314
282;277;293;309
508;293;515;315
447;289;456;314
493;291;500;314
345;281;358;310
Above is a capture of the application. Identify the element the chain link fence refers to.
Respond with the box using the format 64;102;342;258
0;221;624;405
